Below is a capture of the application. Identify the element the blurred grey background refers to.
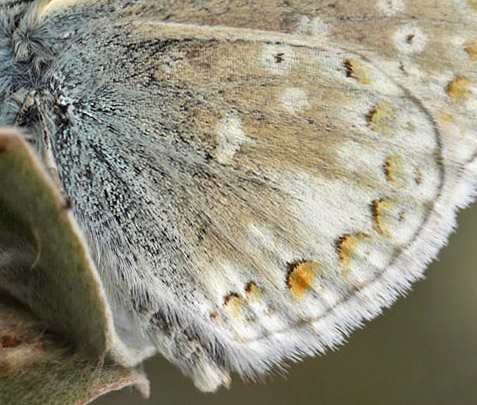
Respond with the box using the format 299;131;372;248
97;203;477;405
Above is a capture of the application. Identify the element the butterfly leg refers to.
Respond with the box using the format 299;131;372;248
13;90;63;191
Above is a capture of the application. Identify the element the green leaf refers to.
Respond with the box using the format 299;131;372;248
0;128;150;403
0;294;149;405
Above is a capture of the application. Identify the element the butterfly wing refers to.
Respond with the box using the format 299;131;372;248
3;0;476;391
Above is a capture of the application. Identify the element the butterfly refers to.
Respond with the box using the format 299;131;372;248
0;0;476;399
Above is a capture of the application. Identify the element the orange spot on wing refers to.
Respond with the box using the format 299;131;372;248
446;76;472;100
372;197;396;237
438;111;454;123
336;233;367;267
344;58;372;84
286;261;319;298
383;155;405;186
366;102;397;135
223;293;243;319
465;40;477;60
245;281;262;301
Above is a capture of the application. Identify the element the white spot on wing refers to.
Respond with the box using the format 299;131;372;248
216;114;253;164
394;25;427;55
246;224;296;264
281;88;309;114
295;16;330;36
377;0;405;16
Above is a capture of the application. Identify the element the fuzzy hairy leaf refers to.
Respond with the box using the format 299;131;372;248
0;129;149;403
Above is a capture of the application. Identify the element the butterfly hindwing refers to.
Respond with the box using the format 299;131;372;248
1;0;476;392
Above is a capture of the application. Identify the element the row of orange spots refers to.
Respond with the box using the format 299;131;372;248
219;259;337;312
286;200;403;298
219;261;323;322
444;4;476;133
219;196;406;310
345;23;475;102
464;0;476;108
219;193;409;309
345;29;475;103
218;261;323;319
220;21;476;306
345;55;408;238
